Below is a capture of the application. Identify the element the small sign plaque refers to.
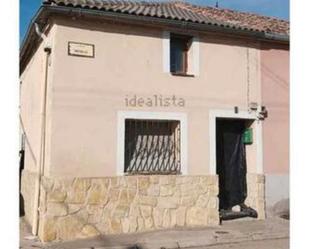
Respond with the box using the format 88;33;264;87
68;42;95;58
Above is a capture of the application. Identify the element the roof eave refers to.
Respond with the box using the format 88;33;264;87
20;6;48;74
20;5;290;73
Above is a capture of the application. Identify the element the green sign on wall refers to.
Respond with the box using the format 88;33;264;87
243;128;253;144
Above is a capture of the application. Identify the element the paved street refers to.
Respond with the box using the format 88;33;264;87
20;217;289;249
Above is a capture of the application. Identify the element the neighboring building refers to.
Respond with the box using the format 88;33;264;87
20;0;289;242
260;43;289;209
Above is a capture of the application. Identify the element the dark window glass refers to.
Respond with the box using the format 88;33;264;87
170;35;191;74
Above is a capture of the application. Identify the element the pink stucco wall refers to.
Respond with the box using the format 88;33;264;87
21;16;277;179
261;44;289;174
20;25;57;174
41;18;262;177
20;41;47;173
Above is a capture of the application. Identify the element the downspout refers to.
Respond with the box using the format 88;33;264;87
32;22;51;236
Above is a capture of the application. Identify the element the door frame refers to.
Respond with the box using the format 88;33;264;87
209;109;263;175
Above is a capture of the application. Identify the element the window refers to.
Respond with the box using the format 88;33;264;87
124;119;181;175
170;34;192;75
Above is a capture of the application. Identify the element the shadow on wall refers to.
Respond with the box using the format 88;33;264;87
19;149;25;217
127;246;142;249
273;198;289;220
56;18;263;50
20;193;25;217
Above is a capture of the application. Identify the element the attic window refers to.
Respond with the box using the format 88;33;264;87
170;34;193;76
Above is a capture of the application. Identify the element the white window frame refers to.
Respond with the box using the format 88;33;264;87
117;111;188;176
209;109;263;175
163;31;200;76
163;31;170;73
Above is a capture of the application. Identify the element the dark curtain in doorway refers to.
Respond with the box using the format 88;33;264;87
216;119;247;210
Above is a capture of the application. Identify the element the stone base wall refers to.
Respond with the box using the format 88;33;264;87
245;173;266;219
20;172;266;242
21;170;38;226
37;175;220;242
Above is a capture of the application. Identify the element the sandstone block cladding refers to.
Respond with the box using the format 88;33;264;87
21;171;265;242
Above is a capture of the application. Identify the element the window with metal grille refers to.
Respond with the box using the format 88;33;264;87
124;119;181;174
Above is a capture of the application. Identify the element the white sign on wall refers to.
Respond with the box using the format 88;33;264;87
68;42;95;58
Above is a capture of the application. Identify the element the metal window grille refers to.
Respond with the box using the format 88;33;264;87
124;119;181;175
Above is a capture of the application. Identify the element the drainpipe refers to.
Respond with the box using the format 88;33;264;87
32;22;51;236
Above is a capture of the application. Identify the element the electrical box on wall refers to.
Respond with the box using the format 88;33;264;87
243;128;253;144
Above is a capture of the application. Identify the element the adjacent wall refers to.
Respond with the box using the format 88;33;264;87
261;44;289;208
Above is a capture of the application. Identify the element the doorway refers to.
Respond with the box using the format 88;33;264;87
216;118;257;220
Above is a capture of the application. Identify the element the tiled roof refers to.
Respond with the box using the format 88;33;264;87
42;0;289;35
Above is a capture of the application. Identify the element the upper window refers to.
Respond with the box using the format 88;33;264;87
170;34;192;75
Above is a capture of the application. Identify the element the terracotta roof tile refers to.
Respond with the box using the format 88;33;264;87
42;0;289;35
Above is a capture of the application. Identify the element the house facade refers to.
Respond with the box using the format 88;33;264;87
20;0;289;242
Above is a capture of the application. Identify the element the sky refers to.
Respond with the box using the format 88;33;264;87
20;0;289;43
